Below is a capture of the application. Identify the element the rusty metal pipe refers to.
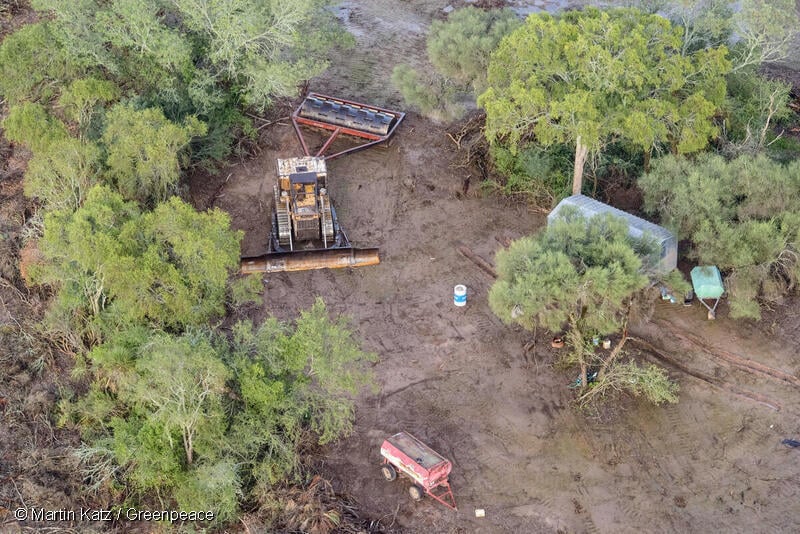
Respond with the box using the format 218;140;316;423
241;247;380;274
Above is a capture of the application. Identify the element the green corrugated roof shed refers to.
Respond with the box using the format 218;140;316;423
690;266;724;299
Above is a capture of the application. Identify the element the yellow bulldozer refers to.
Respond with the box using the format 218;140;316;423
240;93;404;274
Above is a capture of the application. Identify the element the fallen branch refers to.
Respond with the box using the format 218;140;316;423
629;337;782;411
494;235;512;248
655;318;800;388
456;244;497;279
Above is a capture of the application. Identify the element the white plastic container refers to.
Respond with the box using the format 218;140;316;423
454;285;467;306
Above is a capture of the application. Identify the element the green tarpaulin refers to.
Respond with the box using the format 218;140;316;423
690;266;724;299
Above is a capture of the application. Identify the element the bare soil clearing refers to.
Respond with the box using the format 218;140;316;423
209;115;800;532
196;1;800;532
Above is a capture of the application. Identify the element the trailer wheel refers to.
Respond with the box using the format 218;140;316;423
381;464;396;481
408;485;424;501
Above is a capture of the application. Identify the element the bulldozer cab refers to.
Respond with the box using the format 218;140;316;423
289;171;319;212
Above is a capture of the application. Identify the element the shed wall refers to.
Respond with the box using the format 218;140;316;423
548;195;677;274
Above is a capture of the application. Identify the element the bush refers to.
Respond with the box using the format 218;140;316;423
391;64;464;122
427;7;521;94
485;143;571;209
393;7;521;121
3;103;69;153
0;22;80;104
24;139;104;211
640;153;800;319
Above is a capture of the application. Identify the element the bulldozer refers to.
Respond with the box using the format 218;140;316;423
240;93;404;274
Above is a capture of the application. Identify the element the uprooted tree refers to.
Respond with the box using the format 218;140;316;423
489;207;679;405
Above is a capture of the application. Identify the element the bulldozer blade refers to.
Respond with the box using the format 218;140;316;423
241;248;380;274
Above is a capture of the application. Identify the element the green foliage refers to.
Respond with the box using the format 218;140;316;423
125;333;229;465
34;0;346;111
229;275;264;307
490;208;664;397
490;207;653;335
0;22;80;104
3;103;69;153
175;460;241;523
485;143;571;208
393;7;519;121
58;77;121;133
616;361;680;404
63;300;374;523
732;0;800;70
390;64;463;122
427;7;521;94
723;67;792;153
36;186;242;337
102;104;206;204
479;8;731;155
580;359;680;405
640;153;800;319
23;138;104;211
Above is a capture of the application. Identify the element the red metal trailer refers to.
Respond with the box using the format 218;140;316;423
379;431;457;510
291;92;405;160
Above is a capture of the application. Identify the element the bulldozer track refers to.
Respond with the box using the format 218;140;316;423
274;186;291;247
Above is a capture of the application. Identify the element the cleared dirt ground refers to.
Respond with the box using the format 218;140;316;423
192;1;800;532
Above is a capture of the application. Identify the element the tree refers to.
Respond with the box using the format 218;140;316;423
393;6;520;121
33;0;348;111
60;300;376;524
489;207;656;391
639;153;800;319
2;102;69;153
102;104;206;204
58;77;121;134
723;67;792;154
0;22;80;104
732;0;800;72
227;299;377;491
35;186;242;343
478;8;731;167
126;332;229;466
24;138;104;211
426;7;521;94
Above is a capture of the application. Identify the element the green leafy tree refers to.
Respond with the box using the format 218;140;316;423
24;138;104;211
640;153;800;319
637;0;799;70
426;7;521;94
58;77;121;133
393;7;520;120
723;68;792;153
2;102;69;153
125;333;229;466
62;301;375;524
102;104;206;204
228;299;376;492
732;0;800;71
489;208;659;393
35;186;242;343
33;0;347;111
0;22;80;104
478;8;731;162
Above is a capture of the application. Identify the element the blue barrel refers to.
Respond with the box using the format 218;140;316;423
454;285;467;306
